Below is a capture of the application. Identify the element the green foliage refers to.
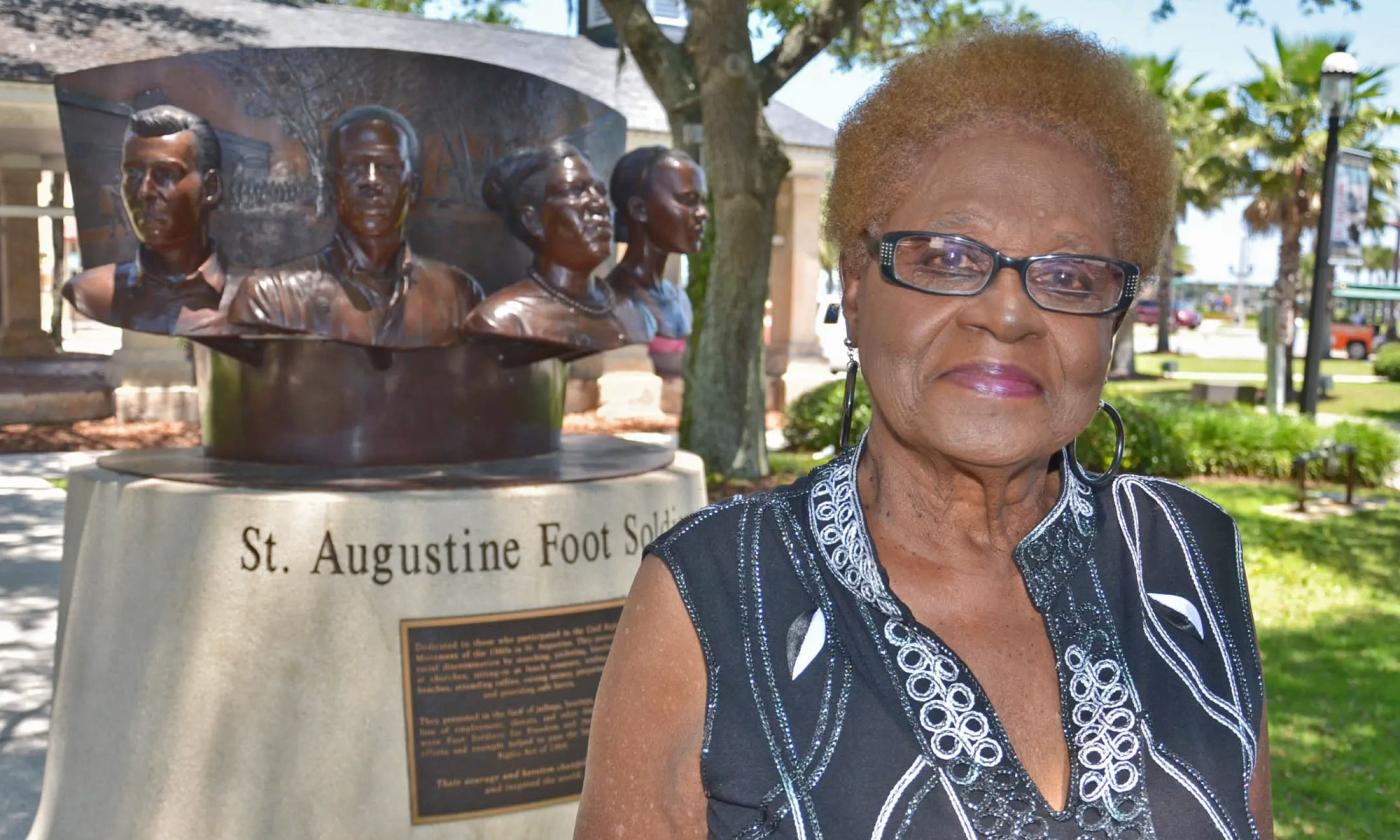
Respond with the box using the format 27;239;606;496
1374;342;1400;382
1152;0;1362;23
782;376;870;452
1077;394;1400;486
1125;52;1244;226
782;1;1041;69
785;382;1400;485
1237;32;1399;238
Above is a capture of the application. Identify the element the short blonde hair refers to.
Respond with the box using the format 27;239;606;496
825;26;1176;276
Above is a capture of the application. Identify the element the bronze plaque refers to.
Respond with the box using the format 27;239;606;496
400;600;624;823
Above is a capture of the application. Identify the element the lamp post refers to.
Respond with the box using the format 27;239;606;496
1301;45;1358;417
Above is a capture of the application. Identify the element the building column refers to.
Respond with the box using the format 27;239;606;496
0;167;55;356
766;178;797;377
784;174;825;362
766;174;825;378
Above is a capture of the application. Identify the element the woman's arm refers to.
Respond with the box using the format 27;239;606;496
1249;699;1274;840
575;555;708;839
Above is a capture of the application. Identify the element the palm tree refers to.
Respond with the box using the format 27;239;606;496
1109;54;1241;378
1362;242;1396;282
1236;31;1399;403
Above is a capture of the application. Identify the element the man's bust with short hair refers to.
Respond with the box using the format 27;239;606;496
63;104;239;336
228;105;483;348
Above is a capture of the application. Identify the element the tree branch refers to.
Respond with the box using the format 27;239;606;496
755;0;874;101
598;0;695;113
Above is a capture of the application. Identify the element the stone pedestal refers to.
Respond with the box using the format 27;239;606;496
30;446;706;840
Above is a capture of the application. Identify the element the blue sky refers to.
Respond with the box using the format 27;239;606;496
449;0;1400;286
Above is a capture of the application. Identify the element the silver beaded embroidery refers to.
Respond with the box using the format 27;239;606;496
808;439;1157;839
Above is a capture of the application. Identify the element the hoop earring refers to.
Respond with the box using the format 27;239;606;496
839;338;859;451
1068;399;1124;489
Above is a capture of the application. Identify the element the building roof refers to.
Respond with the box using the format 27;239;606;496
0;0;835;150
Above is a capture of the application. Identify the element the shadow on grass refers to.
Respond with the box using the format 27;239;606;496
1207;483;1400;598
1260;612;1400;839
1361;406;1400;425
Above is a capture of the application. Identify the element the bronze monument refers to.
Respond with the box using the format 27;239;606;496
227;105;484;348
464;141;656;361
62;105;241;336
56;48;631;466
604;146;706;342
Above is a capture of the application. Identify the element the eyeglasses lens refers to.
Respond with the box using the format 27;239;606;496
892;234;994;294
891;234;1125;314
1025;257;1126;314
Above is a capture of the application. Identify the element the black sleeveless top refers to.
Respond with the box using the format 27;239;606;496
648;441;1265;839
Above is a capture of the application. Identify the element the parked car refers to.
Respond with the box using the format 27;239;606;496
1135;299;1201;329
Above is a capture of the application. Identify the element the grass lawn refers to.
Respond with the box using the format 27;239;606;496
710;463;1400;838
1184;480;1400;840
1114;356;1400;425
1135;354;1375;378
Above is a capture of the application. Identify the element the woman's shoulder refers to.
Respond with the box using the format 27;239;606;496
649;473;817;560
1104;474;1238;541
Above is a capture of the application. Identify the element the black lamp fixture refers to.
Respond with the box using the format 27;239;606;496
1301;44;1359;417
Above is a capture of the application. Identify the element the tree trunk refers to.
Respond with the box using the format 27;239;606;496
1108;303;1137;379
675;0;790;478
1155;227;1176;354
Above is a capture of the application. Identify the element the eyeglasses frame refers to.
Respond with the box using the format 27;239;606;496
864;230;1141;316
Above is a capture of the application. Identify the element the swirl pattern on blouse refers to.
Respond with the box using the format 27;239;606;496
807;437;1157;839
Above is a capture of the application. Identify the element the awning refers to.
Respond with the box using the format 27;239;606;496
1334;284;1400;302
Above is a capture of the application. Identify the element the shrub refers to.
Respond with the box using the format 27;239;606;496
1329;421;1400;487
1375;343;1400;382
783;376;870;452
784;381;1400;487
1075;394;1400;486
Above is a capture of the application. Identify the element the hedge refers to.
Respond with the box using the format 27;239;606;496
1376;343;1400;383
783;380;1400;486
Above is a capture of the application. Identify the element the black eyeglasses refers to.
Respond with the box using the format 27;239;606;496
865;231;1140;316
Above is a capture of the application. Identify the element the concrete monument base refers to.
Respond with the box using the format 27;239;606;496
30;443;705;839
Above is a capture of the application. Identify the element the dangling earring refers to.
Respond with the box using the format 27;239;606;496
1068;399;1124;489
839;338;859;451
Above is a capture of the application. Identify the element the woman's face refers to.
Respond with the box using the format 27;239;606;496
843;127;1119;469
640;157;708;254
533;153;613;270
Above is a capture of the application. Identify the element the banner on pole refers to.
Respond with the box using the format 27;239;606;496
1329;148;1372;266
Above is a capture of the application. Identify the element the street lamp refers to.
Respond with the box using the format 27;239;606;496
1301;45;1359;417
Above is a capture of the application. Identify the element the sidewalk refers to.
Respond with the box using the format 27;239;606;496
0;452;101;840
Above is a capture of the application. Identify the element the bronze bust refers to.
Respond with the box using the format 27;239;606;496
227;105;483;348
463;141;656;359
604;147;706;341
62;105;239;336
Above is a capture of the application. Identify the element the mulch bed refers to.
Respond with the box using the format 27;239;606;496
0;418;201;452
1;410;784;454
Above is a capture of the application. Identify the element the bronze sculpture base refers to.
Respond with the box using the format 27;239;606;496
194;339;566;466
98;435;674;491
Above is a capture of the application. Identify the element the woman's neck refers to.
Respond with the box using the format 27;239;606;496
857;415;1061;576
610;236;668;291
532;255;599;301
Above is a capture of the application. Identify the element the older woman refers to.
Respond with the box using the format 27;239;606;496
577;27;1271;840
464;141;656;359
